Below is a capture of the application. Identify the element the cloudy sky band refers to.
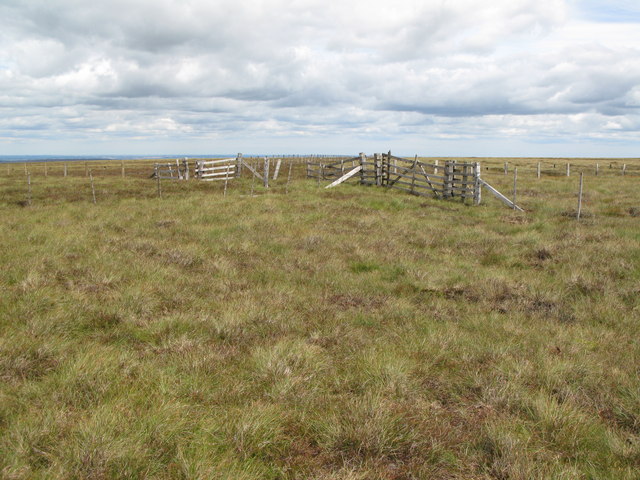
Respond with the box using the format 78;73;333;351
1;0;639;156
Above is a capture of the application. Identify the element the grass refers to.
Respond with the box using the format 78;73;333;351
0;158;639;479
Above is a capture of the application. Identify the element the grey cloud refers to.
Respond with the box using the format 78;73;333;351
0;0;639;154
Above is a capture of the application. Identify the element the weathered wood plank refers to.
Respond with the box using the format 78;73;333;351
325;166;362;189
479;179;524;211
241;160;264;181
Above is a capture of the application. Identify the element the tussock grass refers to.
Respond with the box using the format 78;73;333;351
1;159;639;478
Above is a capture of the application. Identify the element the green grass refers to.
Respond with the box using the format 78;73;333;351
1;159;639;479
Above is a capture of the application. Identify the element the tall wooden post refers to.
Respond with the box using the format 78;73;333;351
223;165;229;197
155;164;162;198
285;162;292;194
461;163;469;203
90;170;96;204
504;162;508;175
374;153;382;186
566;163;570;177
236;153;243;178
273;159;282;180
536;162;541;179
443;161;453;198
27;173;32;206
359;152;366;185
473;162;482;206
513;168;518;210
263;157;269;188
577;172;584;220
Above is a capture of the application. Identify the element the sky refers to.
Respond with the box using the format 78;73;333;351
1;0;639;157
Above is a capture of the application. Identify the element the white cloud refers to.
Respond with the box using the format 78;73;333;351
0;0;638;155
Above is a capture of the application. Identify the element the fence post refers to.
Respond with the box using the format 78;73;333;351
155;164;162;198
411;160;416;195
513;168;518;210
443;161;453;198
504;162;508;175
236;153;242;178
359;152;366;185
263;157;269;188
577;172;584;220
384;152;390;186
374;153;382;186
64;163;67;177
566;163;570;177
622;164;626;176
44;162;48;178
285;161;293;194
183;158;190;180
595;163;598;176
90;170;96;205
27;172;32;206
537;162;541;179
462;163;470;203
473;162;482;206
273;159;282;180
434;159;438;175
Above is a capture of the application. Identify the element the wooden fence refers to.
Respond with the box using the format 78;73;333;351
194;157;240;181
309;153;483;205
154;159;189;180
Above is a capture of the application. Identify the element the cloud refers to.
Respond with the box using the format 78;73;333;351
0;0;639;155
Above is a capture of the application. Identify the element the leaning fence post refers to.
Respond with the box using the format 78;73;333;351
273;159;282;180
263;157;269;188
577;172;584;220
